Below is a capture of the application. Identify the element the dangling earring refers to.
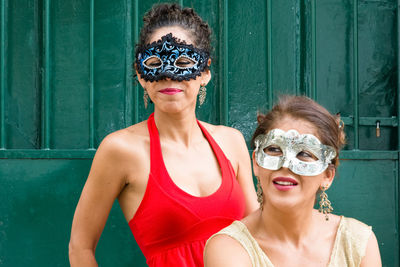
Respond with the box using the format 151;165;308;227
198;84;206;106
319;185;333;221
256;177;264;210
143;89;149;109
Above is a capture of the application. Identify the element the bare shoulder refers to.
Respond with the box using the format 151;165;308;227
90;120;150;185
204;232;252;267
97;120;149;160
199;121;245;143
198;121;247;159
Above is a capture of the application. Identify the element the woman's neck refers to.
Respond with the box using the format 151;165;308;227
257;202;317;246
153;109;203;147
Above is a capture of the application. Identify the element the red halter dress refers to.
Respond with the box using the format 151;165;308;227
129;113;245;266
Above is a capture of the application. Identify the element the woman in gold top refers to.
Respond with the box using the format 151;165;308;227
204;95;381;267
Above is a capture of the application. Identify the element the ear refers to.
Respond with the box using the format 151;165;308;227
135;67;148;89
321;166;336;189
201;68;211;86
252;151;260;177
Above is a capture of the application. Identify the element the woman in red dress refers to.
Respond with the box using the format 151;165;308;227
69;3;258;266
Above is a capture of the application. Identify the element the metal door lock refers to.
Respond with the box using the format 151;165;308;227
376;121;381;137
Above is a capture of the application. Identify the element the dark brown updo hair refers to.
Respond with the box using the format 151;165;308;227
136;3;212;55
251;95;346;168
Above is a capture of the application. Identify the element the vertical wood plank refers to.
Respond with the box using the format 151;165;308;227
396;161;400;267
294;0;301;95
219;0;229;125
0;0;5;149
397;0;400;150
133;0;139;124
89;0;95;148
41;0;51;149
267;0;273;109
310;0;316;100
397;2;400;256
353;0;359;149
124;0;132;127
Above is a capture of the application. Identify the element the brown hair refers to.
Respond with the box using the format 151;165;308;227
251;95;346;167
136;3;212;55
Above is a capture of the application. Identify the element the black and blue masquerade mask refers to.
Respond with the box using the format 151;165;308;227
135;33;210;82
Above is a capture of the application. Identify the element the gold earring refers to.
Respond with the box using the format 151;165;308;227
319;185;333;221
256;177;264;210
198;84;206;106
143;90;149;109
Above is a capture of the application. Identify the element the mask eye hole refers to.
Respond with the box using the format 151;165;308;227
174;55;197;69
296;151;318;162
264;145;282;156
143;56;163;69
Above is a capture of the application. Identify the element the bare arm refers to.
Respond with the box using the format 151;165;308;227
360;231;382;267
204;234;252;267
69;135;128;266
231;129;259;215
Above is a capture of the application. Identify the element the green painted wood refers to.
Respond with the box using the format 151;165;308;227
193;0;224;125
271;0;300;98
341;116;398;127
0;159;146;266
310;0;316;100
312;1;353;116
0;0;5;149
132;0;139;125
398;0;400;151
310;0;397;151
93;0;129;145
266;0;273;108
332;159;399;267
6;0;41;149
0;149;397;160
0;158;397;266
89;0;94;148
42;0;51;150
124;0;134;128
0;149;96;159
52;0;90;149
397;1;400;261
221;0;229;125
0;0;398;266
357;0;397;151
353;0;360;149
227;0;268;141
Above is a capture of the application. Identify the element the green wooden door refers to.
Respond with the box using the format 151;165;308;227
0;0;398;266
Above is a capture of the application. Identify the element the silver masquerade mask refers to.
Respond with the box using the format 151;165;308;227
254;129;336;176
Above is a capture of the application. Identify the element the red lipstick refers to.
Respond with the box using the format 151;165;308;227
159;88;183;95
272;177;298;191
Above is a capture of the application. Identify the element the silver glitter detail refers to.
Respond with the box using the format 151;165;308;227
254;129;336;176
174;55;198;69
143;55;163;69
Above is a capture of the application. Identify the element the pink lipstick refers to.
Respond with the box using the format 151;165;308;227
272;177;298;191
159;88;183;95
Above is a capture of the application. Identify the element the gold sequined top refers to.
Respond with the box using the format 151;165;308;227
208;216;371;267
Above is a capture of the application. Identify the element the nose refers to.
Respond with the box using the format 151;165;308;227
163;64;175;72
281;156;290;168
